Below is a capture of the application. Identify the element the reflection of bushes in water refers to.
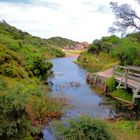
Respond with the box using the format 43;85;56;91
50;81;83;92
102;98;140;120
91;81;139;120
53;117;115;140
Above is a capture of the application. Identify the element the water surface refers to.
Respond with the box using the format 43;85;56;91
48;57;113;117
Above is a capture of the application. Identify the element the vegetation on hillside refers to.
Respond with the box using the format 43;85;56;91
0;21;66;139
77;33;140;72
46;36;76;48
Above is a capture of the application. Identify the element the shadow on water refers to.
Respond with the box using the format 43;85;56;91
43;57;140;140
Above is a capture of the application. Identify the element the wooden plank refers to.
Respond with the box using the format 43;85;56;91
114;71;124;76
111;96;132;104
127;66;140;72
128;75;140;82
113;65;128;69
115;76;140;89
113;65;140;72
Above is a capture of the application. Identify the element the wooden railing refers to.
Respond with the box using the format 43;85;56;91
112;65;140;83
112;65;140;103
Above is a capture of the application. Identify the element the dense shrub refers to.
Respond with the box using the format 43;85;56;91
53;117;115;140
0;77;62;139
0;34;20;51
133;57;140;66
0;63;28;78
0;45;28;78
111;39;137;65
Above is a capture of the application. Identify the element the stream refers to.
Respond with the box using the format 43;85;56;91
43;57;124;140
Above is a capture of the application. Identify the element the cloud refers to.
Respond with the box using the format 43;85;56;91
0;0;139;42
0;0;31;4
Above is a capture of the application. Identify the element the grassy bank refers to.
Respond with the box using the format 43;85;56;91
111;89;133;102
110;120;140;140
52;116;140;140
63;49;84;57
76;51;119;72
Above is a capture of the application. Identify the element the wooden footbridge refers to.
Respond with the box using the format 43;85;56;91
87;65;140;103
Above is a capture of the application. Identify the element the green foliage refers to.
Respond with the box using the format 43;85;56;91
18;45;53;77
0;63;28;78
102;35;121;45
109;120;140;140
0;21;65;139
111;38;137;65
111;89;132;101
88;44;97;54
77;51;119;72
0;34;20;51
126;32;140;43
88;39;102;55
0;21;65;58
0;45;28;78
88;35;120;55
53;117;115;140
46;36;76;48
80;33;140;68
0;76;62;139
105;77;116;92
133;57;140;66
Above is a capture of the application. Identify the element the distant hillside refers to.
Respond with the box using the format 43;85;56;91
46;37;89;50
45;36;76;48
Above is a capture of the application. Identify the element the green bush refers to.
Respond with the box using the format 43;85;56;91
0;77;63;139
53;117;115;140
133;56;140;66
0;34;20;51
110;38;137;65
105;77;116;92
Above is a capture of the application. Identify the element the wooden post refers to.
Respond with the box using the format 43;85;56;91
132;83;140;103
124;68;128;89
117;72;125;89
112;66;115;76
94;74;98;84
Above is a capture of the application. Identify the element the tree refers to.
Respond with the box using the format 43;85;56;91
88;39;102;55
109;1;140;36
93;39;102;55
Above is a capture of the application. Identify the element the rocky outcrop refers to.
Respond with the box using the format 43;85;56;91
64;42;89;50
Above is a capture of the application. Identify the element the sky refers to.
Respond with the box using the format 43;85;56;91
0;0;139;42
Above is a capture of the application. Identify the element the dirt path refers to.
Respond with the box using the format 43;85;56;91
98;69;113;78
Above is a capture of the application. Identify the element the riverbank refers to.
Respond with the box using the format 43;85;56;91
76;51;120;73
63;49;84;57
